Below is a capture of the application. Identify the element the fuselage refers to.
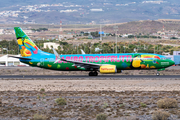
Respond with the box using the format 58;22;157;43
20;51;175;71
13;27;175;75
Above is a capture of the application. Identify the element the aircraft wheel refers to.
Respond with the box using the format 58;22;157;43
89;72;93;76
94;71;98;76
156;72;160;76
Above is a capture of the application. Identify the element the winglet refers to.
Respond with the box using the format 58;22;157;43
80;49;85;54
52;48;61;63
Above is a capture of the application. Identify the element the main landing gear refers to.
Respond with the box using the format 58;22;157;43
156;71;160;76
89;71;98;76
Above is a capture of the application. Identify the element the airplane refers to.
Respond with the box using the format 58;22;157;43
10;27;175;76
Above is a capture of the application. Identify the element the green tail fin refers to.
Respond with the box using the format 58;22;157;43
14;27;39;57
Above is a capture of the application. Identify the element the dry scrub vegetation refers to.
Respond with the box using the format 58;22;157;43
33;113;47;120
152;110;170;120
96;113;108;120
55;97;67;105
157;98;178;108
0;91;178;119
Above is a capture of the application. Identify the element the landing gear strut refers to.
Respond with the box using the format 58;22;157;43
89;71;98;76
156;71;160;76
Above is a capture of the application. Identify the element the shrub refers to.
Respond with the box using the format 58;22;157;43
152;110;170;120
33;113;47;120
96;113;107;120
140;102;147;107
103;102;108;109
55;97;67;105
157;98;178;108
40;88;45;92
177;111;180;118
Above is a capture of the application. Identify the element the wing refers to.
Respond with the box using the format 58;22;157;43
61;57;102;69
80;49;86;54
52;48;105;69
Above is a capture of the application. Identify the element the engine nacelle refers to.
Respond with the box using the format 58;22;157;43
100;65;117;74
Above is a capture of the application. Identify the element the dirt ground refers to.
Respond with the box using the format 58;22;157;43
0;67;180;119
0;79;179;119
0;79;180;91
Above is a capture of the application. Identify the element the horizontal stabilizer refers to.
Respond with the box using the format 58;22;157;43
8;56;32;60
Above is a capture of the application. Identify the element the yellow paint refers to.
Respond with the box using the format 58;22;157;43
17;39;23;45
20;49;31;57
48;64;52;68
132;58;141;68
100;65;116;74
146;64;149;68
29;62;33;64
150;66;156;68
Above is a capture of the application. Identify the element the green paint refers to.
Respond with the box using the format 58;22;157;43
157;68;165;71
57;64;61;68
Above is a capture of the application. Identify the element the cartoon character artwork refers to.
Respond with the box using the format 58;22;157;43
130;55;143;69
129;54;160;69
17;37;38;57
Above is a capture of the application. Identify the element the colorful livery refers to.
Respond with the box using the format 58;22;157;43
12;27;175;76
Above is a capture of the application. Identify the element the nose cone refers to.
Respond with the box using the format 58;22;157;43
169;60;175;66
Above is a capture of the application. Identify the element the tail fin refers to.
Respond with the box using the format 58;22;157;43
14;27;40;57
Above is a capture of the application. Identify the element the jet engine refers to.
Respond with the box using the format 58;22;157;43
100;65;121;74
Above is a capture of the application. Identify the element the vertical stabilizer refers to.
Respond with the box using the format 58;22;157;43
14;27;40;57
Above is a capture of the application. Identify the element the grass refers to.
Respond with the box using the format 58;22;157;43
55;97;67;105
96;113;107;120
152;110;170;120
157;98;178;108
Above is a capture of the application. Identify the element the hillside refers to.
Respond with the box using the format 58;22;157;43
101;20;180;34
1;0;180;24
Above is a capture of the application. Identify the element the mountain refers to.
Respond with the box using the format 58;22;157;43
0;0;180;24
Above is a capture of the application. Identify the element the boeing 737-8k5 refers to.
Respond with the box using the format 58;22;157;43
10;27;175;76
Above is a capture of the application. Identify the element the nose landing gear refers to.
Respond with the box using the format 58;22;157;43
156;71;160;76
89;71;98;76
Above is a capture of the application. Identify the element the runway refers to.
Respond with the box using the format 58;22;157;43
0;75;180;79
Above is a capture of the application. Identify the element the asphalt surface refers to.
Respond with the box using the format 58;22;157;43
0;75;180;79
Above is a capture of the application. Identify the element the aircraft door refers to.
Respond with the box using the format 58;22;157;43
40;58;44;66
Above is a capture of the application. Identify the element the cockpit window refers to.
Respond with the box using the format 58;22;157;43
161;57;169;60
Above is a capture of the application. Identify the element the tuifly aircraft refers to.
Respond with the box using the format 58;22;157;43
10;27;175;76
